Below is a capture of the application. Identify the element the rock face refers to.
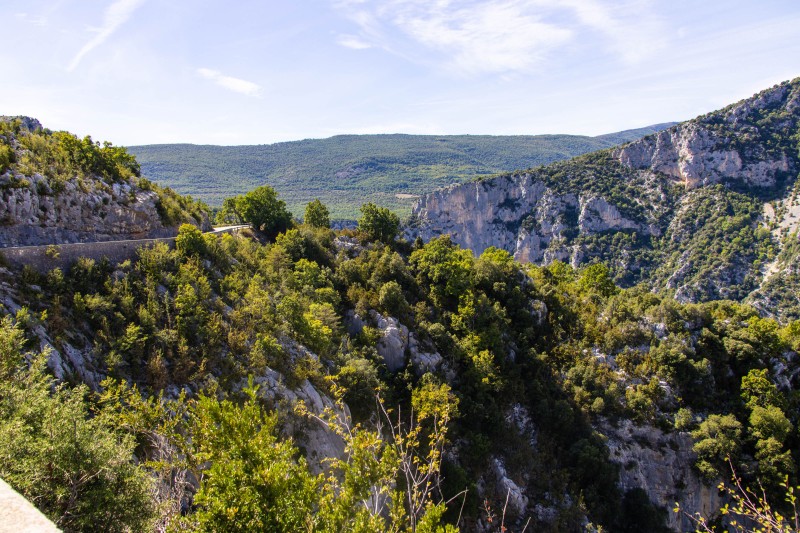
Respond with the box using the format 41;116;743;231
0;477;59;533
254;368;347;474
616;83;798;189
600;419;723;532
615;123;789;189
0;173;178;247
410;175;653;265
370;310;409;372
409;79;800;312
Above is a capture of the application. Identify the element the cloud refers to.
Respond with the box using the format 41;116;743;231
333;0;664;76
197;68;262;97
68;0;146;71
336;34;373;49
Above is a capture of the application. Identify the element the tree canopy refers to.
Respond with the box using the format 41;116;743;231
217;185;293;239
357;202;400;244
304;199;331;229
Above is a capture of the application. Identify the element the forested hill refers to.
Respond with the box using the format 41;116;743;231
1;112;799;532
410;78;800;321
128;124;675;219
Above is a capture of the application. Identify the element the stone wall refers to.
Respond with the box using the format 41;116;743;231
0;236;177;273
0;226;245;274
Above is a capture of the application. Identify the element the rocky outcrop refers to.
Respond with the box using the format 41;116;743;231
369;311;409;372
408;333;442;375
599;419;723;532
409;175;652;263
615;123;790;189
0;477;59;533
0;173;179;247
254;369;348;473
408;79;800;314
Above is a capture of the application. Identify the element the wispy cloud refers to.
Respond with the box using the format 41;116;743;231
68;0;146;71
15;12;48;26
336;34;373;49
333;0;664;76
197;68;262;97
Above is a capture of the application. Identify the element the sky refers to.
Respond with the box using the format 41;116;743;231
3;0;800;146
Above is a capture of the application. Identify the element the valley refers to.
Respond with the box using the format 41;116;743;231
0;80;798;533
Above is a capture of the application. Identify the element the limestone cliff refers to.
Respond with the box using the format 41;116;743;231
0;117;210;247
0;173;178;246
406;78;800;530
600;419;722;532
409;78;800;312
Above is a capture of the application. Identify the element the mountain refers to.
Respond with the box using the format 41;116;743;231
410;79;800;321
127;125;676;220
1;95;798;533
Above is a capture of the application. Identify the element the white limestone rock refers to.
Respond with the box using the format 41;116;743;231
370;310;409;372
408;332;442;375
599;418;723;532
0;173;203;247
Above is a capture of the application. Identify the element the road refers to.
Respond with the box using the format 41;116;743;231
0;224;251;251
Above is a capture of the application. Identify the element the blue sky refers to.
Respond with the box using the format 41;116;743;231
3;0;800;146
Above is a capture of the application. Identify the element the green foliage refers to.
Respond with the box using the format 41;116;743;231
0;320;154;532
15;129;141;185
190;383;318;532
692;414;743;480
0;144;14;173
578;263;618;298
358;202;400;243
175;223;206;257
224;185;293;239
741;368;785;410
410;235;474;307
2;155;799;532
304;198;331;229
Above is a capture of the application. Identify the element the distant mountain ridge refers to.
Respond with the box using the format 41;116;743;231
128;124;676;219
409;79;800;320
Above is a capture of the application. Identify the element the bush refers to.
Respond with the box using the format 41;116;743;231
357;203;400;244
175;223;206;257
0;319;154;531
233;185;293;239
304;199;331;229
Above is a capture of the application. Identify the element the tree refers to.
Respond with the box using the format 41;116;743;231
175;223;206;256
578;263;618;298
0;318;155;532
304;199;331;229
410;235;474;307
357;203;400;243
228;185;293;239
189;383;317;532
692;414;743;480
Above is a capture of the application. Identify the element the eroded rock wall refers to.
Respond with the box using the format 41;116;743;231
0;173;175;247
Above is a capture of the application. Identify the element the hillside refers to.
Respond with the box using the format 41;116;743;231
0;92;798;533
128;125;674;220
410;79;800;321
0;117;210;246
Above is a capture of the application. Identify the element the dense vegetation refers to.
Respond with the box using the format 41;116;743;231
0;117;208;228
1;198;798;530
1;81;799;531
128;125;674;219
